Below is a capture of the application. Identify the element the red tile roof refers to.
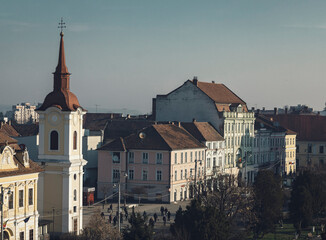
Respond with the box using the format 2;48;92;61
181;122;224;142
193;80;248;112
0;132;18;145
12;124;39;137
0;123;20;137
267;114;326;141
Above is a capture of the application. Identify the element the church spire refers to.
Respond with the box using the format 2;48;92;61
53;18;70;91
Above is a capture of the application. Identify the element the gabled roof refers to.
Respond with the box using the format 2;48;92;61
0;123;20;137
0;132;18;145
181;122;224;142
266;114;325;141
99;124;206;151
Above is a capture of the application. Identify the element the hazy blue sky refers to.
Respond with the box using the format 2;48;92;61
1;0;326;113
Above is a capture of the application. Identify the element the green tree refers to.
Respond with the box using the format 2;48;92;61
290;171;326;233
252;170;283;239
123;212;153;240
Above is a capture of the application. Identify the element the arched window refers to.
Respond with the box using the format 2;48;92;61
50;131;59;150
73;131;77;150
73;189;77;201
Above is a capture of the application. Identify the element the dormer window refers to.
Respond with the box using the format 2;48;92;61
50;131;59;150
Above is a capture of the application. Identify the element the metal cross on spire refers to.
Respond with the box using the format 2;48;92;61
58;17;66;34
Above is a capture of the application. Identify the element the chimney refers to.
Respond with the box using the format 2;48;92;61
212;81;215;84
262;107;265;111
285;107;288;115
8;120;11;126
257;109;260;114
274;107;278;115
251;107;255;111
178;122;181;127
152;98;156;120
192;118;196;122
193;76;198;86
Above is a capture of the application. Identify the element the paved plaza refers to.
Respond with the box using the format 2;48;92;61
83;200;191;234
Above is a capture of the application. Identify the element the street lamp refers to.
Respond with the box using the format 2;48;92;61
1;186;11;240
194;159;202;196
113;171;128;233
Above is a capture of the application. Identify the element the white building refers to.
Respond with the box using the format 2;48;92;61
153;77;255;176
12;103;40;124
36;31;86;234
181;121;225;187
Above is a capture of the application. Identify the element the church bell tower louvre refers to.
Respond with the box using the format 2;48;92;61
36;19;87;234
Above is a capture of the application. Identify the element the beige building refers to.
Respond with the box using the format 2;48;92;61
11;103;39;124
36;31;86;234
0;132;42;240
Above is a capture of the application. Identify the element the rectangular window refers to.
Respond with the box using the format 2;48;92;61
174;153;177;164
128;152;134;163
308;144;312;153
19;190;24;207
156;170;162;181
128;169;134;180
142;152;148;164
207;158;211;168
213;157;216;167
195;151;197;160
29;229;33;240
112;169;120;183
74;219;78;234
219;157;222;166
180;170;183;180
29;188;33;205
181;153;183;164
175;170;177;181
190;152;193;162
112;152;120;163
207;143;211;149
185;152;187;163
185;169;187;179
156;153;163;164
142;170;148;181
20;232;24;240
9;193;13;209
320;146;324;154
73;206;77;212
190;169;193;177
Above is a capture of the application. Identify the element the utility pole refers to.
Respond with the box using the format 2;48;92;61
118;182;121;232
52;208;55;233
1;186;4;240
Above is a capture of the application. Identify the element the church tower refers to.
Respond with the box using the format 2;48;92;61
37;28;86;234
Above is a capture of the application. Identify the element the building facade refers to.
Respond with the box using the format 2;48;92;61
97;124;206;202
11;103;39;124
36;31;86;234
0;132;42;240
153;78;255;175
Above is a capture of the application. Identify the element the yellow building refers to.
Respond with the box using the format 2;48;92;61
36;30;86;234
284;130;297;175
0;132;42;240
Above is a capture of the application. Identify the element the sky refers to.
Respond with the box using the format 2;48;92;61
1;0;326;114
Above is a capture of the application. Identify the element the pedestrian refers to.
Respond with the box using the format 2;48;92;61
113;216;117;226
149;217;155;228
178;206;182;212
154;213;158;222
125;212;128;221
124;206;127;215
167;211;171;221
164;207;168;215
110;203;113;211
160;206;164;216
100;212;105;219
143;211;147;219
120;212;123;223
163;215;166;226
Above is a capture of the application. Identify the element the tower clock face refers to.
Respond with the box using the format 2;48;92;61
49;112;61;125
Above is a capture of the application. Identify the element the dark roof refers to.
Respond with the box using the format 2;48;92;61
12;124;39;137
104;119;155;141
0;123;20;137
255;114;296;136
83;113;122;131
192;80;248;112
181;122;224;142
99;124;206;151
266;114;326;141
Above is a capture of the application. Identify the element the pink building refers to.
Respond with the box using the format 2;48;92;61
97;123;206;203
